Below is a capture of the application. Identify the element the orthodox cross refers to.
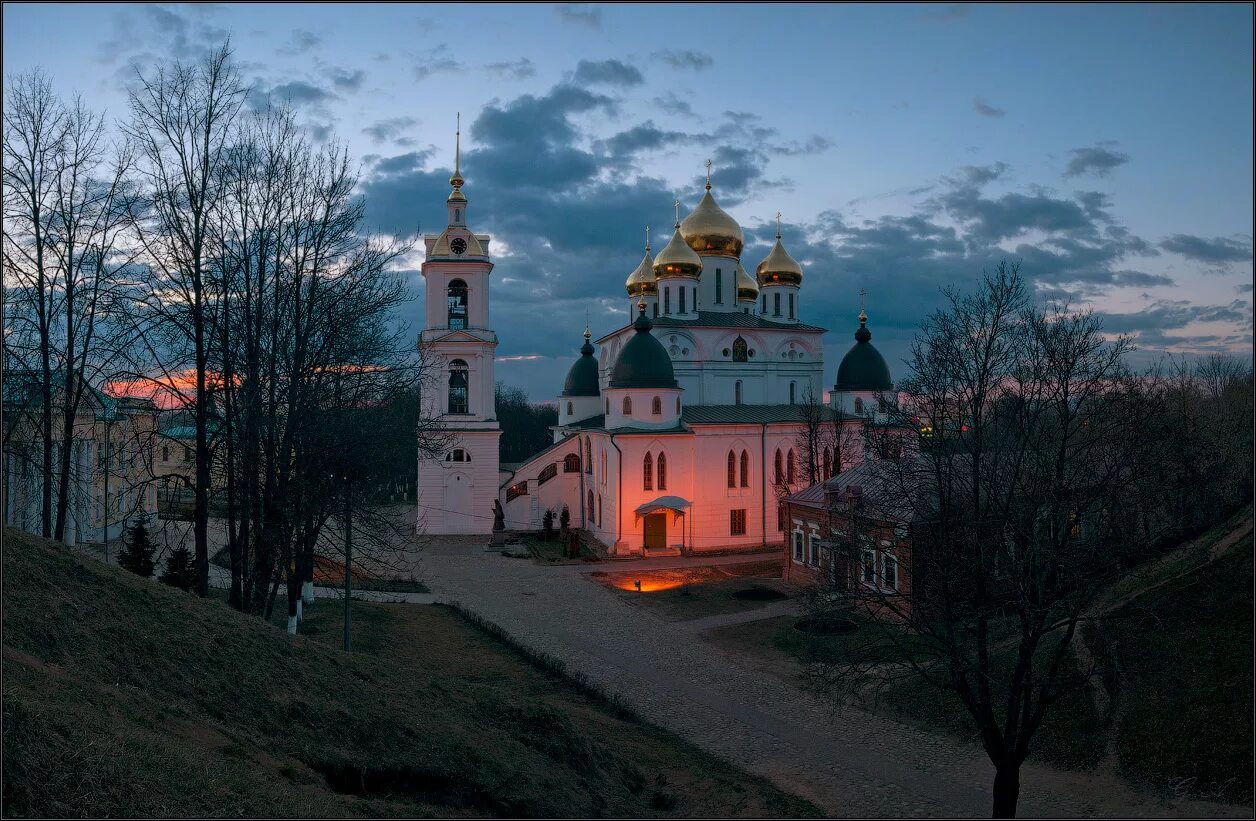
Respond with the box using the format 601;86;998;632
775;211;783;238
645;224;651;251
705;158;712;190
673;199;681;227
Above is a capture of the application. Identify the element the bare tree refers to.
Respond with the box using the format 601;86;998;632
123;42;246;596
809;263;1158;817
3;70;65;537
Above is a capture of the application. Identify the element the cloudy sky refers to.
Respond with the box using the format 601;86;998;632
5;2;1252;399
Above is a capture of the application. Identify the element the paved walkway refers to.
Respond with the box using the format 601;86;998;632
419;537;1245;819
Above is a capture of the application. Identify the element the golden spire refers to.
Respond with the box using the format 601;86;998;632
449;112;464;190
859;288;868;324
705;158;712;191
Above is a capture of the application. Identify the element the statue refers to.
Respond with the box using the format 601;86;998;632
492;500;505;531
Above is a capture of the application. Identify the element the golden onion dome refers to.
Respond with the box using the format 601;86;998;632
625;246;656;297
653;223;703;280
735;263;759;302
680;187;744;259
755;229;803;287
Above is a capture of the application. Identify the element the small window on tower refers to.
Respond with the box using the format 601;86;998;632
651;396;661;415
715;268;723;303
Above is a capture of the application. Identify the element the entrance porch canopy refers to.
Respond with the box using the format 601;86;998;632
635;495;691;520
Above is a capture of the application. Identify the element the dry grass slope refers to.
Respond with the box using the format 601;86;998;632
2;528;819;818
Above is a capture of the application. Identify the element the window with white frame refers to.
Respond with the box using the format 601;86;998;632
793;530;804;562
882;552;898;589
809;532;820;566
861;549;876;584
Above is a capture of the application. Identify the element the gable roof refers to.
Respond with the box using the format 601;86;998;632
787;457;929;524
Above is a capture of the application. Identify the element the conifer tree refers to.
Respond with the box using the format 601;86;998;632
117;519;155;578
160;545;197;591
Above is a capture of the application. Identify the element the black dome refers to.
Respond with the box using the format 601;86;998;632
608;308;678;390
835;319;892;392
561;334;600;397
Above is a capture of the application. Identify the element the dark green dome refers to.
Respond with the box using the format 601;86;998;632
561;331;600;397
835;317;892;392
608;307;678;390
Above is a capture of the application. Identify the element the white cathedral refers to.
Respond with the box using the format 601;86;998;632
417;141;895;556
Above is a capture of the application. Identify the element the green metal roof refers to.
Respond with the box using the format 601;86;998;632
596;310;825;344
561;336;601;397
607;310;678;390
834;321;893;392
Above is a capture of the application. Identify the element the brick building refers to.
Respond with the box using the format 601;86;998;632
783;458;919;617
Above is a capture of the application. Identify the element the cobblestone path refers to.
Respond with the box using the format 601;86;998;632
421;538;1245;819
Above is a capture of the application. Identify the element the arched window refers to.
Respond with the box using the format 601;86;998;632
652;396;661;415
587;489;595;523
787;449;796;484
448;359;469;414
774;449;783;484
161;446;169;462
676;396;681;413
585;439;592;473
727;451;736;488
789;381;796;404
446;449;470;462
597;493;603;526
447;279;468;329
564;453;580;473
657;452;667;490
734;380;742;405
823;447;832;479
454;208;462;223
854;396;864;414
740;450;750;488
566;401;574;416
732;335;748;362
605;398;610;414
623;395;632;415
643;453;653;491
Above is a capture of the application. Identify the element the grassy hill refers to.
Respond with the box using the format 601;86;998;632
2;528;819;818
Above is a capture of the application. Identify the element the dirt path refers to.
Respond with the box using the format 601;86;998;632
419;536;1248;819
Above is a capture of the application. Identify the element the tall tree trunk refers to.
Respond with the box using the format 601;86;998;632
991;762;1020;818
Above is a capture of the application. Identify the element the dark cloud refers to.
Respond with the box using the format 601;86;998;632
98;5;230;68
653;50;713;71
925;4;969;21
1094;299;1253;353
363;116;419;146
354;73;1245;399
415;58;462;82
486;58;536;80
1064;144;1130;178
653;92;696;118
554;3;602;28
596;122;689;158
572;59;644;88
973;97;1005;118
771;136;834;156
280;29;322;55
1159;233;1252;265
414;44;463;82
326;67;365;92
251;80;335;111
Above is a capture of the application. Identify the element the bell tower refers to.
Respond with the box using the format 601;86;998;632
417;116;502;536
